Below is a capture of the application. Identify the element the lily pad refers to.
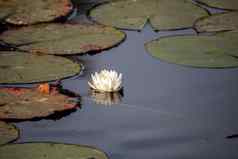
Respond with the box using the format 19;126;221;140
0;52;81;84
195;12;238;33
0;86;79;120
145;32;238;68
0;143;109;159
0;24;125;55
89;0;208;31
0;0;73;25
196;0;238;10
0;121;19;145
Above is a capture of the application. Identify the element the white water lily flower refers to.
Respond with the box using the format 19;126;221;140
88;69;122;92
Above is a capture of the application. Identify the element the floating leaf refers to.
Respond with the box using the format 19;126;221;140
0;0;73;25
90;0;208;31
0;52;81;84
0;143;109;159
195;12;238;33
0;86;79;120
145;32;238;68
0;121;19;145
196;0;238;10
0;24;125;55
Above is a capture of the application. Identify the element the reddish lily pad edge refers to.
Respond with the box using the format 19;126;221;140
0;85;81;121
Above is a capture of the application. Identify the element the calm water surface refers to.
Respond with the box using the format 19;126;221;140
1;1;238;158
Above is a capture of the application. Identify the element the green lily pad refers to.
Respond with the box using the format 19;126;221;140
145;32;238;68
89;0;208;31
0;0;73;25
0;121;19;145
195;12;238;33
196;0;238;10
0;24;125;55
0;86;79;120
0;143;109;159
0;52;81;84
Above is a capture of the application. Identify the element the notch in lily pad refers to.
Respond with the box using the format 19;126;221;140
89;0;208;31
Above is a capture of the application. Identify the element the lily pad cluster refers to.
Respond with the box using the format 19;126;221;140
0;0;125;128
0;1;120;157
90;0;208;31
135;0;238;68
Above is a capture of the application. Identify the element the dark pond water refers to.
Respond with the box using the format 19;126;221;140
2;1;238;159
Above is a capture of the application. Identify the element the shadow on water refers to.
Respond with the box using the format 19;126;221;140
1;1;238;159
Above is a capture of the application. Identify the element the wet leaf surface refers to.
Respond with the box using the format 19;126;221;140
0;0;73;25
196;0;238;10
0;121;19;145
0;86;79;120
0;24;125;55
195;11;238;33
0;52;81;84
0;142;109;159
145;32;238;68
89;0;208;31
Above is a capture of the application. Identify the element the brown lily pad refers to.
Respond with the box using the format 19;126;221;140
0;0;73;25
0;52;81;84
0;24;125;55
0;121;19;145
0;85;79;120
195;11;238;33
